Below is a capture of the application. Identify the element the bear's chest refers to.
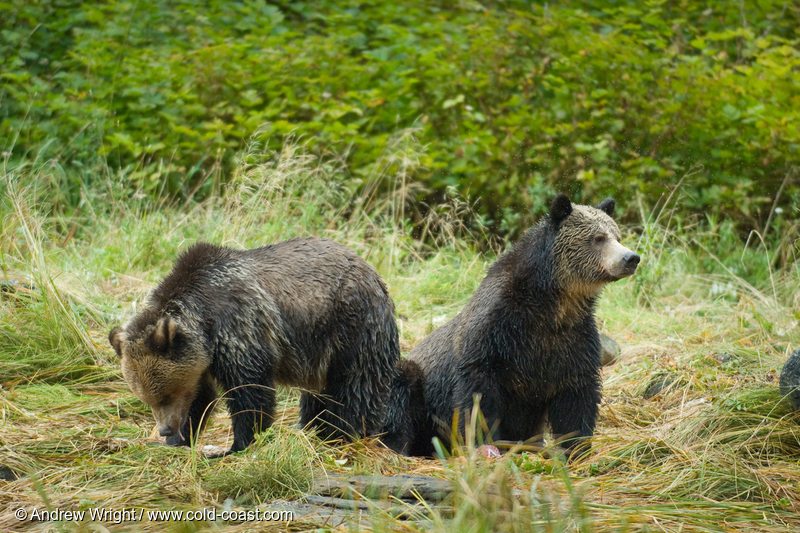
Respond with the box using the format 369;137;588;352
496;325;599;399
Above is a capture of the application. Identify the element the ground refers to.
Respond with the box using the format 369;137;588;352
1;151;799;531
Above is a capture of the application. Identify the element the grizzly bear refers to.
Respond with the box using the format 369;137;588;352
394;194;640;457
109;238;400;454
381;359;430;456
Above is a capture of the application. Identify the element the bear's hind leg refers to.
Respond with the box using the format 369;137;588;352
298;391;326;429
311;361;390;442
380;386;412;454
310;303;398;442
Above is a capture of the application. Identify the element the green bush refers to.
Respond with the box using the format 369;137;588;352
1;1;798;233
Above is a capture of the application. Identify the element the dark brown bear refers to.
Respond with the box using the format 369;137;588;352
109;238;400;454
391;195;640;457
381;359;430;455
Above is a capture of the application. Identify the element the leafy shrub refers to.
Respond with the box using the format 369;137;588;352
1;1;798;233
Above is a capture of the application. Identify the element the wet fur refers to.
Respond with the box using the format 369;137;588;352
388;195;636;457
113;238;400;453
381;359;430;456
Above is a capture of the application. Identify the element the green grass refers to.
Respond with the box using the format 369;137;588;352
203;426;318;505
1;147;799;531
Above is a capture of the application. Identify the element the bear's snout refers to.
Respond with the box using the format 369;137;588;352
612;250;640;278
153;403;188;445
158;419;186;446
602;240;640;280
623;252;640;273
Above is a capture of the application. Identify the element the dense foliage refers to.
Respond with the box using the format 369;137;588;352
2;1;798;232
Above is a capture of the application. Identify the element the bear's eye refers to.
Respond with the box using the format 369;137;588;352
593;235;607;244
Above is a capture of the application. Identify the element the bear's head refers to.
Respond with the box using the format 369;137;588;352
549;193;640;296
109;312;210;444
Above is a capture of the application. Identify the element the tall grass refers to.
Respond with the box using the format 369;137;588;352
1;145;799;531
0;175;105;384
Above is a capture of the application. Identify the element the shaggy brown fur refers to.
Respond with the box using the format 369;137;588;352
386;195;640;457
110;238;401;453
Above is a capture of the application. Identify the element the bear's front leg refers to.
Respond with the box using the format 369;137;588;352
227;381;276;453
547;384;600;459
166;371;218;447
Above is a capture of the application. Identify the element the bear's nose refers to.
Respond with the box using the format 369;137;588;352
624;253;641;267
159;426;175;437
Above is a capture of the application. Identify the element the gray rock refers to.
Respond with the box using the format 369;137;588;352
600;333;621;366
642;373;678;399
714;352;734;364
0;465;18;481
780;349;800;410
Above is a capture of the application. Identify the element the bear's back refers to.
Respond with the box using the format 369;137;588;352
242;238;391;325
149;238;386;313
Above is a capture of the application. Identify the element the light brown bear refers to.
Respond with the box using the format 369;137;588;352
110;238;400;454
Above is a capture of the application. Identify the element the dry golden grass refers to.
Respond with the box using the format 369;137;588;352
1;154;799;531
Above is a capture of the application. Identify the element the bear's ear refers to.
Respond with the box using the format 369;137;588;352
149;316;178;353
109;327;125;357
550;194;573;224
597;197;615;217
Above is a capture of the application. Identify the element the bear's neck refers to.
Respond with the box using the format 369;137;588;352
495;225;599;327
552;285;599;326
